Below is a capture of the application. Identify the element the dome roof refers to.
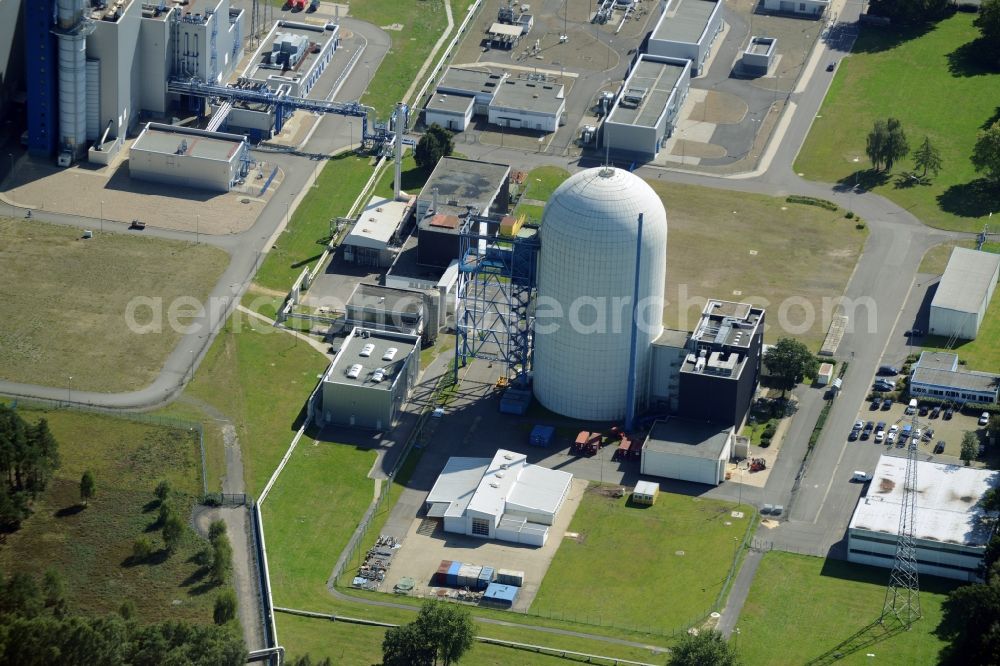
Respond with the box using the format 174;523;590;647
540;166;667;240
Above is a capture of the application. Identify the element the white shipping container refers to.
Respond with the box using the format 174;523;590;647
457;564;482;588
496;568;524;587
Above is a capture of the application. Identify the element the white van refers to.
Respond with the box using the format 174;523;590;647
905;399;918;415
852;471;871;482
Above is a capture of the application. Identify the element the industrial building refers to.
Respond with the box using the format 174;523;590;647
434;67;504;114
423;93;475;132
847;456;999;582
415;157;511;268
320;327;420;431
640;419;734;486
344;282;440;344
928;247;1000;341
760;0;830;17
602;54;691;160
488;76;565;133
647;0;723;76
532;167;667;422
741;36;776;76
26;0;246;163
341;196;413;268
908;351;999;405
242;21;338;98
424;449;573;547
129;122;250;191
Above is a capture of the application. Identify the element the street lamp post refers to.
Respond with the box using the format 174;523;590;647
196;214;200;243
68;375;73;403
100;200;104;233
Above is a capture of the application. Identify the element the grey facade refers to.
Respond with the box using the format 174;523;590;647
242;21;338;98
602;54;690;160
487;77;565;133
641;419;733;486
345;282;440;344
129;122;248;191
909;351;999;405
647;0;723;76
741;36;775;76
761;0;830;17
0;0;24;123
321;328;420;431
424;93;474;132
650;328;690;412
929;247;1000;341
435;67;503;115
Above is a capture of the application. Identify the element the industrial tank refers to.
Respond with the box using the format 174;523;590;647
532;167;667;420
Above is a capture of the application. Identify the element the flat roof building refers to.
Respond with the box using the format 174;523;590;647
425;449;573;547
909;351;999;404
320;327;420;431
129;122;249;192
602;54;691;160
760;0;830;17
641;419;734;486
488;76;566;133
647;0;723;76
742;36;776;76
242;21;339;98
342;196;413;268
929;247;1000;341
848;456;999;581
344;282;440;343
424;93;475;132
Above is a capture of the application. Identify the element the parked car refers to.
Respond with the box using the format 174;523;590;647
878;365;900;376
875;431;885;444
934;441;945;454
862;421;875;439
870;398;882;410
875;421;886;433
980;412;990;426
930;406;941;419
873;380;895;392
922;428;934;441
918;404;929;416
905;328;924;337
882;398;893;411
129;219;146;230
887;431;897;445
943;406;954;420
848;428;860;441
827;61;837;72
914;428;922;441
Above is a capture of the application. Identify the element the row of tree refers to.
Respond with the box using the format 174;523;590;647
0;406;60;529
0;569;246;665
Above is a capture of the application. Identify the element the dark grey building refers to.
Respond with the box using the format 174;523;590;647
320;328;420;431
345;282;439;344
677;300;765;429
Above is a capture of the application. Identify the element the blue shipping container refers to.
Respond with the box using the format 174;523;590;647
483;583;519;607
478;566;495;589
446;560;462;587
529;425;555;447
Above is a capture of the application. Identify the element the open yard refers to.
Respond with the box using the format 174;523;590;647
796;13;1000;232
531;486;754;634
920;291;1000;374
0;218;228;392
737;552;957;665
0;406;217;624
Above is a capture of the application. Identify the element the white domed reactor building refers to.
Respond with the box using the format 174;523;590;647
532;167;667;421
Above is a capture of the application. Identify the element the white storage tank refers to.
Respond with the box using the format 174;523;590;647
532;167;668;420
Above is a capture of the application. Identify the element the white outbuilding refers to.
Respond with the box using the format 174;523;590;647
129;123;250;192
425;449;573;546
640;419;733;486
929;247;1000;341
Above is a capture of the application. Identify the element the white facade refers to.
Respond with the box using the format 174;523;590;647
487;78;565;133
929;247;1000;341
761;0;830;16
342;196;412;268
647;0;723;76
242;21;339;98
848;456;998;582
129;122;247;191
426;450;573;547
533;167;668;421
640;420;732;486
424;93;475;132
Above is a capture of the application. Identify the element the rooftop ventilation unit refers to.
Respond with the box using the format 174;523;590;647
372;368;386;383
346;364;363;379
360;343;375;357
382;347;398;361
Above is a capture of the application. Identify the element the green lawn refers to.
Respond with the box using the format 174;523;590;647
796;13;1000;232
919;293;1000;374
0;218;229;392
532;486;754;634
522;166;572;201
0;407;217;624
262;439;378;609
175;317;329;495
737;552;957;666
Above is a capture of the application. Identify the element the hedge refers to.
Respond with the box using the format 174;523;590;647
786;195;839;211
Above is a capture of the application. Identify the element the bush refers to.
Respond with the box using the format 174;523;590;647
158;501;173;526
855;221;866;230
786;195;839;211
845;211;855;219
208;520;227;544
201;494;222;507
132;536;155;561
213;590;237;625
154;480;171;503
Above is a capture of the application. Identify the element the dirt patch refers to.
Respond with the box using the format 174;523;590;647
688;90;748;125
672;139;727;159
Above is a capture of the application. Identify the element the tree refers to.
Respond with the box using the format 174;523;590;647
119;600;137;621
763;338;818;397
938;577;1000;665
79;470;95;507
210;534;232;585
1;572;43;618
42;570;67;618
868;0;950;23
668;630;741;666
158;501;173;526
414;124;454;171
975;0;1000;69
213;590;237;625
162;514;184;554
413;601;475;666
961;431;979;466
154;479;171;503
132;536;154;561
972;121;1000;185
381;623;435;666
866;120;889;171
912;136;942;178
208;519;227;543
883;118;909;171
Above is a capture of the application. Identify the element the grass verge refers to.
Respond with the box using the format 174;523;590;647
795;13;1000;232
0;218;228;392
737;552;957;665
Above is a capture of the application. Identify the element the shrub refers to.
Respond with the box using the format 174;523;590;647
132;536;155;561
158;501;173;526
845;211;855;219
154;480;171;503
855;221;866;230
213;590;237;625
786;195;839;211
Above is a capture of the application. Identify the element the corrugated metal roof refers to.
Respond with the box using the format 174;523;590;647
931;247;1000;315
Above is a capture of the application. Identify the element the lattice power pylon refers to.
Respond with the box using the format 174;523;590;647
880;414;922;629
453;214;539;384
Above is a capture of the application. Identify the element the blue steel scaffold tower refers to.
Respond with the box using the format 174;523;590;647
453;214;539;385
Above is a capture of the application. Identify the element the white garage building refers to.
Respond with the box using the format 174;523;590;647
848;456;998;582
641;419;733;486
760;0;830;17
647;0;723;76
929;247;1000;341
129;123;250;192
425;449;573;546
488;77;566;133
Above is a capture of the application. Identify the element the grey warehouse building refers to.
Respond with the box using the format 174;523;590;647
488;77;566;133
129;122;250;192
641;419;734;486
321;328;420;431
602;54;691;160
928;247;1000;341
647;0;723;76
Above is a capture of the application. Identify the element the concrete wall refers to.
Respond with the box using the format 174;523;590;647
929;306;984;341
139;14;171;115
488;102;563;132
641;444;727;485
647;0;722;76
320;343;417;431
88;1;143;141
848;529;984;582
129;146;238;192
761;0;829;16
425;106;473;132
650;343;686;410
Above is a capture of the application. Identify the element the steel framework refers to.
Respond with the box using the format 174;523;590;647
880;415;922;628
454;215;539;384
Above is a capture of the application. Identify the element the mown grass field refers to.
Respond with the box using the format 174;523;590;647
0;407;217;624
0;218;228;392
795;13;1000;232
737;552;957;666
920;241;1000;275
